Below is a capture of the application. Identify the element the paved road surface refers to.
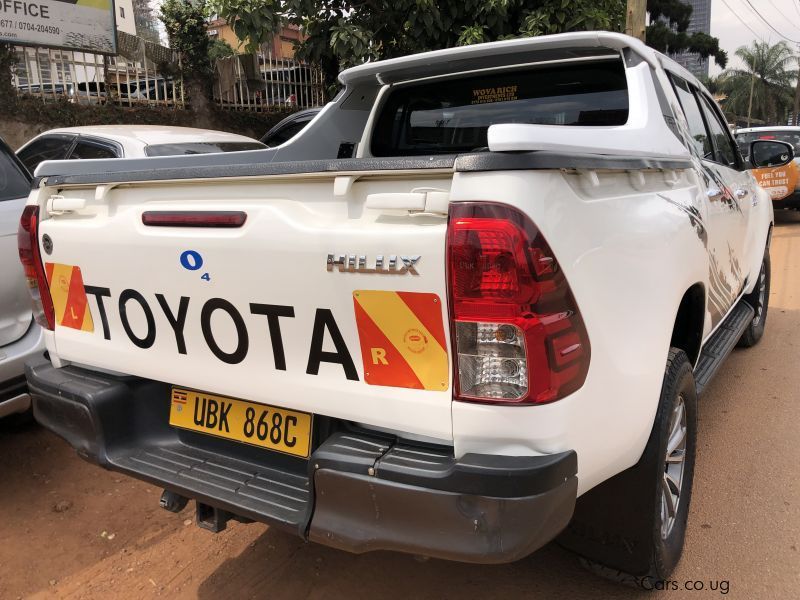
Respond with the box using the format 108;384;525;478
1;214;799;600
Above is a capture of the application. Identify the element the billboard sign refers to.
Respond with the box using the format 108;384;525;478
0;0;117;54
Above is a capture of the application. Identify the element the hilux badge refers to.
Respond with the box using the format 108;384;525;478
327;254;421;275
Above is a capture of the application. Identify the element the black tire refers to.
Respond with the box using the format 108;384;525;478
738;253;770;348
559;349;698;588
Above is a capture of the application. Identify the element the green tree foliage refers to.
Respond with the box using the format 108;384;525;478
719;41;796;125
209;39;236;62
207;0;624;87
159;0;212;78
646;0;727;69
159;0;213;113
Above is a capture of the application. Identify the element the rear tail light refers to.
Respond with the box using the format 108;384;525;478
18;205;55;330
447;202;590;404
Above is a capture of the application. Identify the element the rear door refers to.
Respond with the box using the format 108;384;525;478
670;75;747;327
0;139;33;347
696;91;756;276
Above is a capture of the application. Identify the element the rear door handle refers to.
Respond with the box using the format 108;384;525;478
706;187;723;200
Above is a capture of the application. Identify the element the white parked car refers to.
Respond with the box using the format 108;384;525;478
21;33;781;585
16;126;267;174
0;137;44;421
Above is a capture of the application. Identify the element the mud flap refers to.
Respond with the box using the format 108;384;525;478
557;460;657;576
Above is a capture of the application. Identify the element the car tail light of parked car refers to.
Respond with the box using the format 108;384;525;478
447;202;590;404
17;205;55;330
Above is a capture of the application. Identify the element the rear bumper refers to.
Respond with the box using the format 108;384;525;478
26;356;577;563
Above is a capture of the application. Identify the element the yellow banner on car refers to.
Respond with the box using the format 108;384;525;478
752;161;799;201
353;291;449;391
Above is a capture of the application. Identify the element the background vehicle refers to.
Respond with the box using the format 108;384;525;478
736;126;800;208
17;126;266;173
0;137;43;421
22;33;775;585
260;107;321;147
15;83;73;99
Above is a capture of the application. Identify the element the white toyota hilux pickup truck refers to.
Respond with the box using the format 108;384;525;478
19;32;789;584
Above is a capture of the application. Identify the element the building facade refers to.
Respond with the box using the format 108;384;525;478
207;18;303;59
670;0;713;78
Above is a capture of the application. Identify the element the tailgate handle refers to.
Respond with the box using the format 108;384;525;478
365;188;449;214
47;195;86;215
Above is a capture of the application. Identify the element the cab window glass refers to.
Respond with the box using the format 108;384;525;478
70;141;119;160
372;59;629;156
263;121;308;147
670;76;712;160
698;94;738;168
17;135;73;172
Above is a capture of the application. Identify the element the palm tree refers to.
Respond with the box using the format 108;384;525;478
720;40;796;126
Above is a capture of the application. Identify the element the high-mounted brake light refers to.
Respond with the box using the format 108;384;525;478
447;202;590;405
142;211;247;228
17;205;55;330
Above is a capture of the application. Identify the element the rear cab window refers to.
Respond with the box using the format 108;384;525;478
371;58;629;156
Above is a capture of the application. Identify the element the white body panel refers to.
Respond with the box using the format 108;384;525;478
31;32;773;496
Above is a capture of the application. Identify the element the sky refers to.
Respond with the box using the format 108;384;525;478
710;0;800;75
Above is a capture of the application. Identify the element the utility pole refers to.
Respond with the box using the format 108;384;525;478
626;0;647;42
747;73;755;128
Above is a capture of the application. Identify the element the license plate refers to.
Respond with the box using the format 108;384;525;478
168;388;312;458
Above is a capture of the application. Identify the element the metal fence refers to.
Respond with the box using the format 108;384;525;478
214;49;326;110
11;35;324;111
11;33;184;108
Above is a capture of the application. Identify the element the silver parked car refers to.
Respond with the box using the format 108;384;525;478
0;136;43;420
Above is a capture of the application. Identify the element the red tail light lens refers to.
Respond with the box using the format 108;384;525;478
17;205;55;330
447;202;590;404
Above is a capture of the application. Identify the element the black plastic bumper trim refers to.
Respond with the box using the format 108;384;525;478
27;357;578;563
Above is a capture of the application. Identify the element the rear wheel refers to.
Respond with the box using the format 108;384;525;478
738;253;770;348
559;349;697;587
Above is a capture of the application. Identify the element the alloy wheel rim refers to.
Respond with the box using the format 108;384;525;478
661;394;687;540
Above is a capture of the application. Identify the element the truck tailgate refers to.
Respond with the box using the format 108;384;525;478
37;172;454;441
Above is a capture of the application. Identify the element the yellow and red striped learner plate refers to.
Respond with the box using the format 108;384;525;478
353;290;449;391
46;263;94;332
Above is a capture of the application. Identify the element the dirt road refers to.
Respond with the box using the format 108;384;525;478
2;214;799;600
